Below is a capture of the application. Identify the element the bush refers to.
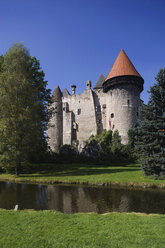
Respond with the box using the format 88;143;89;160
82;129;136;163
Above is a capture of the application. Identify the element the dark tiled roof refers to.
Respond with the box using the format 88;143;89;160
52;85;62;101
105;49;142;81
63;88;70;97
94;74;105;89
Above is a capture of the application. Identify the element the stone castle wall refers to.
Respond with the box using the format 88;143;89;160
47;101;63;153
106;84;141;144
48;49;144;152
93;89;107;134
63;88;97;149
48;81;142;152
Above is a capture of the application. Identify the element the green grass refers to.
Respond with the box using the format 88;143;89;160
0;210;164;248
0;163;165;188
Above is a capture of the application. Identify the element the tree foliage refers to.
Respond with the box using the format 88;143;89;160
0;43;51;175
90;129;113;156
111;130;122;154
134;69;165;178
84;129;135;162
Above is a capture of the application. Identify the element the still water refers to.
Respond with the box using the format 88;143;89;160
0;181;164;214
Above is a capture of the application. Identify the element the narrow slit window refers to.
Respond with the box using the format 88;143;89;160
77;109;81;115
127;100;130;105
96;105;101;112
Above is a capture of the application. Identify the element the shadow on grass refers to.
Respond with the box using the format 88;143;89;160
20;166;140;178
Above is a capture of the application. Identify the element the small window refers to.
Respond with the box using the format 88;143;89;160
111;113;114;118
137;112;139;116
77;109;81;115
97;119;102;124
127;100;130;105
96;105;101;112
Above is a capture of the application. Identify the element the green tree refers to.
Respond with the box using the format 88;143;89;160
0;43;51;175
135;69;165;178
0;55;4;72
120;128;140;162
111;130;122;154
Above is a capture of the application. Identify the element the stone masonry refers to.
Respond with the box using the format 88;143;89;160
48;50;144;153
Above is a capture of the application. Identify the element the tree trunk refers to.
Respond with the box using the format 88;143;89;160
15;162;20;176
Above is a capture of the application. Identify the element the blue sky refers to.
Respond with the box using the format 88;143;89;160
0;0;165;103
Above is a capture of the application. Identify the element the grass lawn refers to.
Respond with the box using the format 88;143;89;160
0;163;165;188
0;210;164;248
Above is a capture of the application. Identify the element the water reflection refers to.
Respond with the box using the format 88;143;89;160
0;181;164;214
0;182;47;210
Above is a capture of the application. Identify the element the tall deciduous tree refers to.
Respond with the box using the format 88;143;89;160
135;69;165;178
0;43;51;175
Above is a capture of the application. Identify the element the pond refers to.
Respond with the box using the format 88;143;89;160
0;181;165;214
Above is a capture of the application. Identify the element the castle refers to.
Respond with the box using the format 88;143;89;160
48;50;144;153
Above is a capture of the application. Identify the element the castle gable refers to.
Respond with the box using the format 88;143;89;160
63;88;70;98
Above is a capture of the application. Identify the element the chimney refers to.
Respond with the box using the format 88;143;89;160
71;85;76;95
86;80;91;90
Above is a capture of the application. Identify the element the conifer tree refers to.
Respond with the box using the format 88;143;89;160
0;43;51;175
135;69;165;178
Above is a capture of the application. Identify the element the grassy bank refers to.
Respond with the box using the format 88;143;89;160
0;210;164;248
0;163;165;188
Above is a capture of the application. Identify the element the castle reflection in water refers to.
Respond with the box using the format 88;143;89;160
0;182;164;214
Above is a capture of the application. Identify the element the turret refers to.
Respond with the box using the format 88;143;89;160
47;85;63;153
103;49;144;144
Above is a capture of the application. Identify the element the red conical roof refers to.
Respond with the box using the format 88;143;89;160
105;49;142;81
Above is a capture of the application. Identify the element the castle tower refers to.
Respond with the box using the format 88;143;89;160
103;49;144;144
47;85;63;153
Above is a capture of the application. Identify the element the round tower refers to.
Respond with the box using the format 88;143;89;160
48;85;63;153
103;49;144;144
